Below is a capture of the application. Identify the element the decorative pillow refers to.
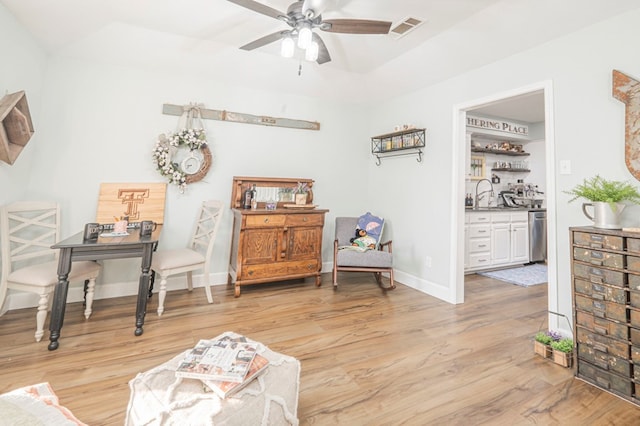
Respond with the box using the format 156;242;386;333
356;212;384;245
0;382;86;425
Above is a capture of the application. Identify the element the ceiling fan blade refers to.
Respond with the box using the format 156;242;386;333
227;0;286;20
321;19;392;34
313;33;331;64
240;31;286;51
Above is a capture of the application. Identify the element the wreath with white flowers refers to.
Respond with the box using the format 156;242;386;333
152;128;212;191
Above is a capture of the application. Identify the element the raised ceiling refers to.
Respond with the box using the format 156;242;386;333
2;0;638;103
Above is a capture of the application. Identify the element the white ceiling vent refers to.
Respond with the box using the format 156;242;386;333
389;17;424;40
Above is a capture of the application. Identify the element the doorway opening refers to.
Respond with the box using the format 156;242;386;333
450;80;563;332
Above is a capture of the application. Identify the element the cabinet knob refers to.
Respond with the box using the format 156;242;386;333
303;217;308;222
264;218;269;223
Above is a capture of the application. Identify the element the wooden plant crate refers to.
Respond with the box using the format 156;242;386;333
552;350;574;368
0;90;34;165
534;341;552;359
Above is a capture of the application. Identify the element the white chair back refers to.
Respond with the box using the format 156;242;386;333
188;200;223;263
0;201;60;307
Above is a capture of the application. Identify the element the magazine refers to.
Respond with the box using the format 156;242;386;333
203;353;270;398
175;336;258;383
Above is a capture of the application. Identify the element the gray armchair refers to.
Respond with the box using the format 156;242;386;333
332;216;395;290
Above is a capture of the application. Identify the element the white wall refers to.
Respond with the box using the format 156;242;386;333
0;2;47;203
367;8;640;333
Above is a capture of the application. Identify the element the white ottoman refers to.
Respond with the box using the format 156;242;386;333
125;332;300;426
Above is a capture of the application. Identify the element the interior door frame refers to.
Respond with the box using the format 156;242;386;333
449;80;561;331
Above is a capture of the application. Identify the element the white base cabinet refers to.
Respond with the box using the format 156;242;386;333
465;211;529;272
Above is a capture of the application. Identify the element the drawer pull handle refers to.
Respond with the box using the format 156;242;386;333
590;259;604;266
478;259;487;262
594;343;608;353
592;283;605;292
478;244;487;248
591;292;605;301
589;242;603;249
478;230;487;233
264;218;269;223
589;275;604;284
593;310;606;319
594;325;608;335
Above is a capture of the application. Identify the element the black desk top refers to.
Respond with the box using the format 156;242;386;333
52;225;162;249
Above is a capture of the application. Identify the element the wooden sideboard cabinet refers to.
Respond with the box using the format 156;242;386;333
570;226;640;406
228;177;329;297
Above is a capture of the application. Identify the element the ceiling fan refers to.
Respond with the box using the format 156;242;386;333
227;0;392;65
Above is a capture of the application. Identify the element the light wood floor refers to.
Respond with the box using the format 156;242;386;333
1;273;640;425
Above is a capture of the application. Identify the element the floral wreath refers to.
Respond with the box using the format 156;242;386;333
152;128;212;191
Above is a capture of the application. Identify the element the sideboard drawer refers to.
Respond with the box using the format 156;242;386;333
246;214;286;228
573;232;623;251
574;278;627;304
573;263;625;287
578;343;632;377
575;294;627;322
573;247;623;268
285;214;324;227
578;361;634;397
576;310;628;341
577;327;630;359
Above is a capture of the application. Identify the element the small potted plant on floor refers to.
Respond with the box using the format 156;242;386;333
550;337;574;367
534;330;560;359
565;175;640;229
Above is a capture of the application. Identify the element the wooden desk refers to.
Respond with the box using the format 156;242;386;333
48;226;162;350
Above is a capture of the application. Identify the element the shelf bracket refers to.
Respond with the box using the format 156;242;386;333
374;149;423;166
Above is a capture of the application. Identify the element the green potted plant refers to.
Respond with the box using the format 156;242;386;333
565;175;640;229
534;330;560;359
550;338;574;367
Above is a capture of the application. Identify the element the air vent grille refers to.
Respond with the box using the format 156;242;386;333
389;17;424;39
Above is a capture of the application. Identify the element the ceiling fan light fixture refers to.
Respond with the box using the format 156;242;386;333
305;41;319;62
281;36;295;58
298;25;312;49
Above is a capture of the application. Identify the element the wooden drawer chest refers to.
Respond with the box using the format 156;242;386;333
570;226;640;406
227;177;328;297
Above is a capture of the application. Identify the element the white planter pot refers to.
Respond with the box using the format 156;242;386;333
582;202;626;229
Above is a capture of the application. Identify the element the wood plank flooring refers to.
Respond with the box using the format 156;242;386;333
1;273;640;425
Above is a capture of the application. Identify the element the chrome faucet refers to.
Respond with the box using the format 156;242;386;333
474;178;495;209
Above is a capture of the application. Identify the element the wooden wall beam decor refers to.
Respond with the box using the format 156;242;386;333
162;103;320;131
613;70;640;181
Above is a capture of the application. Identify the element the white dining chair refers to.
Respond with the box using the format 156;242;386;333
150;200;223;315
0;201;102;342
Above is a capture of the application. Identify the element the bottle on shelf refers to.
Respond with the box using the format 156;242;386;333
243;186;253;209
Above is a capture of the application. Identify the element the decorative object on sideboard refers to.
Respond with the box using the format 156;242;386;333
565;175;640;229
612;69;640;181
293;182;309;205
0;90;34;165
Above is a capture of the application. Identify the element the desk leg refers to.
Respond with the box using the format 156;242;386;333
48;248;72;351
135;244;154;336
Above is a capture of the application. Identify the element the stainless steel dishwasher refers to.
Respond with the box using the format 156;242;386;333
528;211;547;262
